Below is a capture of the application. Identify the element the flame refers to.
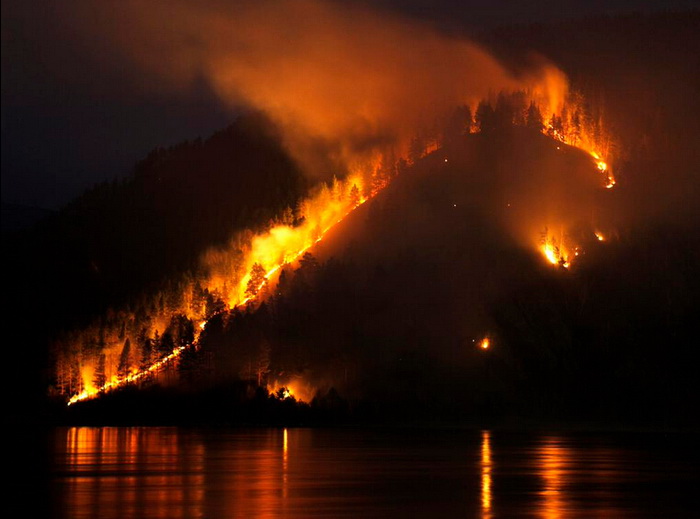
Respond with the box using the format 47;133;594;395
68;345;188;405
481;431;492;517
535;93;617;269
52;1;624;403
222;172;370;308
62;82;619;404
268;379;314;403
66;172;374;406
543;244;559;266
541;231;571;269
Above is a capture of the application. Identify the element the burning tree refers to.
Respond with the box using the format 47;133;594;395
117;339;131;380
246;263;267;299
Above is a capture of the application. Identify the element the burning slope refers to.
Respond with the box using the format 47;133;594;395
62;88;618;406
65;170;375;405
48;0;622;407
191;124;621;411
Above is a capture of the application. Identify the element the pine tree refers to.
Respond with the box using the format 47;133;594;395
158;331;175;358
299;252;319;273
475;101;496;134
117;338;131;379
56;356;69;395
70;360;83;395
526;102;544;132
178;344;198;385
139;329;153;370
408;135;425;164
444;105;472;144
349;184;361;208
571;111;582;145
94;353;107;389
245;263;267;299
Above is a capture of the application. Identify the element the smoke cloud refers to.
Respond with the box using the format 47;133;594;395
60;0;566;177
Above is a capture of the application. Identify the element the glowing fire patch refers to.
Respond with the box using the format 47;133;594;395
66;174;376;407
543;244;559;266
538;114;616;270
68;345;187;406
64;90;621;406
268;380;313;403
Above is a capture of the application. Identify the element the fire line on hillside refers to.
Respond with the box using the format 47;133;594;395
63;89;616;406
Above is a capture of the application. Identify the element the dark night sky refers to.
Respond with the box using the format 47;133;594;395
2;0;696;210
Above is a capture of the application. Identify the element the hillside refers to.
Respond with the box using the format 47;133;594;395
5;12;698;426
4;113;308;419
63;127;699;426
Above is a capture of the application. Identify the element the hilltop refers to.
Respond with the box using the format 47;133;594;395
62;127;698;426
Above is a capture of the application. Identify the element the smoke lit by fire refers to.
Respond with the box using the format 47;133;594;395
52;0;620;406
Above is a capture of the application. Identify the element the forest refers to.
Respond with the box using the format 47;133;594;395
4;12;698;427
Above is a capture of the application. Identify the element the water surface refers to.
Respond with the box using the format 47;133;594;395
49;427;696;518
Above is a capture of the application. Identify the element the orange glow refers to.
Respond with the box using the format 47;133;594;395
268;379;314;403
66;170;374;405
541;230;572;269
60;61;616;405
282;428;289;499
481;430;492;517
543;243;560;266
595;232;605;242
50;0;627;406
479;337;490;350
60;427;204;518
534;96;616;270
539;437;570;519
219;173;370;308
68;345;188;405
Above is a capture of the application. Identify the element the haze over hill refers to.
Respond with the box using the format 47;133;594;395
3;10;698;427
62;126;697;426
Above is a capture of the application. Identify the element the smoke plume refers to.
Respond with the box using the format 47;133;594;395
63;0;567;177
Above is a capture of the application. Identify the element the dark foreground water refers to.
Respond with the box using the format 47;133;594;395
47;427;697;518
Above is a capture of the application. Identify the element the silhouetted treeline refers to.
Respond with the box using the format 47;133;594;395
131;129;698;427
61;383;349;427
8;12;700;427
12;112;307;327
5;112;308;418
128;210;698;426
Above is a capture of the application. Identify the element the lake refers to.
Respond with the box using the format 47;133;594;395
47;426;697;518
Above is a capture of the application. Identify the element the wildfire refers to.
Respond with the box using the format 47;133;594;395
66;171;376;406
537;102;617;269
590;151;616;189
540;228;572;269
68;345;187;405
267;380;313;403
62;85;619;406
232;174;369;307
543;243;559;266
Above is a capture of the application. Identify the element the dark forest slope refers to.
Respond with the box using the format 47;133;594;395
6;113;307;327
4;113;308;420
65;127;699;426
5;12;699;426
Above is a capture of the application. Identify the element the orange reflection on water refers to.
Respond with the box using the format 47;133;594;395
283;428;289;500
539;436;570;519
59;427;204;519
481;430;492;518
